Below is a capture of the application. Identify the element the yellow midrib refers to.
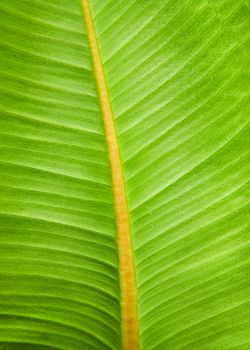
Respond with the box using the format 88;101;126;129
81;1;139;349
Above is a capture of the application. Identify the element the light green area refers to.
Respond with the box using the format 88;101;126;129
0;0;249;350
0;1;120;349
91;0;250;349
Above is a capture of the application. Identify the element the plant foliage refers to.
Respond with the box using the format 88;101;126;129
0;0;249;349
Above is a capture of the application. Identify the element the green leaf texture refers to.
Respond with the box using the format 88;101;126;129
0;1;249;349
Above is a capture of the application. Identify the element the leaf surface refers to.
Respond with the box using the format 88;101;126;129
0;1;249;349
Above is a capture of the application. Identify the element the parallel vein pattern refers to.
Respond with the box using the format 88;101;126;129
0;0;249;350
0;1;120;349
90;0;250;349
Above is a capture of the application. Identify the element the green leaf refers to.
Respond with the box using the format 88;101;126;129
0;1;249;350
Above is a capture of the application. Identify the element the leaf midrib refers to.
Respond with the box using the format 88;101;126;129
81;1;139;349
